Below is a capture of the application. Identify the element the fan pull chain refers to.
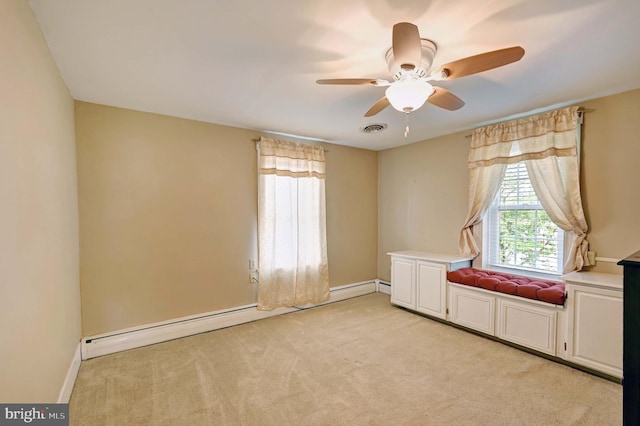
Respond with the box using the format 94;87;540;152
404;112;410;138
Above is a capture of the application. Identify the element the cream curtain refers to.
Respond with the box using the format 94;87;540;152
459;106;590;272
458;164;507;256
257;137;329;310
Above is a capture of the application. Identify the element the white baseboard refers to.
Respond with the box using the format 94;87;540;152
82;280;377;360
58;343;81;403
295;280;377;308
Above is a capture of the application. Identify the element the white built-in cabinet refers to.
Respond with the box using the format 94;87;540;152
562;271;623;378
388;251;624;378
448;282;559;356
389;251;473;319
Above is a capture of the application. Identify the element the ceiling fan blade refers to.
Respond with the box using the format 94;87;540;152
439;46;525;80
364;97;391;117
392;22;422;71
316;78;378;85
427;87;465;111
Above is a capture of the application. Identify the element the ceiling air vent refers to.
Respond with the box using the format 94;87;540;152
360;123;387;133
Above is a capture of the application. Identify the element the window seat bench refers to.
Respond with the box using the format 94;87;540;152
389;251;623;379
446;267;566;306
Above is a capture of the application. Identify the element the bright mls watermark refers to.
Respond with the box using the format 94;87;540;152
0;405;68;425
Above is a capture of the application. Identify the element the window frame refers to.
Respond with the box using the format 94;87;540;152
483;161;565;278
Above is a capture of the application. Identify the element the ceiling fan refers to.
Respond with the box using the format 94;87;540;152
317;22;525;123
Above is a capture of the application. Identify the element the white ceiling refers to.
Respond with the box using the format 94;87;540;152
29;0;640;151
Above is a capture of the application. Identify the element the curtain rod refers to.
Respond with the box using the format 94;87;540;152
463;108;595;138
252;138;329;152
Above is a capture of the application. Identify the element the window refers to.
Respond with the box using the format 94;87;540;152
263;176;324;270
485;162;564;275
460;106;587;273
257;137;329;310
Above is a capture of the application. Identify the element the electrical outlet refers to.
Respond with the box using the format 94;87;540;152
249;259;256;270
249;272;258;284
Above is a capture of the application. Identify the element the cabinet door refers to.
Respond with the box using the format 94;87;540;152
449;284;496;335
391;257;415;309
416;261;447;319
497;298;557;355
566;284;623;377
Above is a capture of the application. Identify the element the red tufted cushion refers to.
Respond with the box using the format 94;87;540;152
447;267;565;305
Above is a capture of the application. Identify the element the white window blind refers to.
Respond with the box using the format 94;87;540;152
485;162;564;275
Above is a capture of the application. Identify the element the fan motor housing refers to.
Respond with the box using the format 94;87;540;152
385;39;437;80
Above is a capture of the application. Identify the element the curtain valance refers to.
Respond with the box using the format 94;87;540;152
468;106;579;168
258;137;325;179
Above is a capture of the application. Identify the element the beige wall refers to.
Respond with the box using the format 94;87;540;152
579;89;640;273
378;130;471;281
323;143;378;286
0;1;80;402
378;88;640;281
75;102;378;336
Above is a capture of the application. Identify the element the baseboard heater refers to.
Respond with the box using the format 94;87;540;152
377;280;391;295
82;280;377;360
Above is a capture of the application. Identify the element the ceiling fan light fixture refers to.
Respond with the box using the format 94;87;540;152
316;21;525;120
385;78;434;113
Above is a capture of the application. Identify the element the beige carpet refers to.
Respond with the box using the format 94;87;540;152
69;293;621;425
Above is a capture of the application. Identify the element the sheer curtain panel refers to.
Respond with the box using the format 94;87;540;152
257;137;329;310
459;106;590;272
